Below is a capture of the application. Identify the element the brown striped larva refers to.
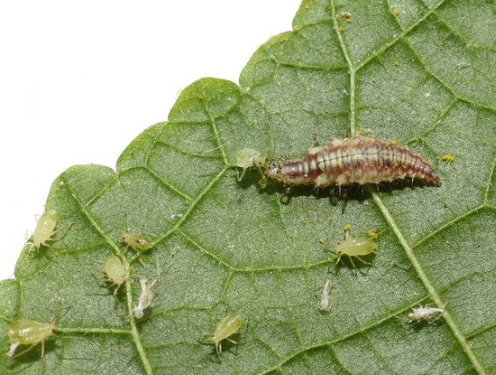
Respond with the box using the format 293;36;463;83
264;137;441;188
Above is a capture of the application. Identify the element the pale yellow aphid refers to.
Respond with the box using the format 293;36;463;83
335;228;377;269
235;148;266;181
26;210;57;255
132;278;157;319
6;318;56;359
103;254;126;297
121;231;153;253
211;314;243;356
393;8;400;18
343;223;352;232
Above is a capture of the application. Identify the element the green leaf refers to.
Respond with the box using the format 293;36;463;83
2;0;496;374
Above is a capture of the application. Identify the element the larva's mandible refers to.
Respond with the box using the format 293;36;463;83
265;137;441;187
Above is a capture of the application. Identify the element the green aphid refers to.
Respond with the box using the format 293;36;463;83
211;314;243;356
103;254;127;297
26;210;57;255
334;224;377;269
121;231;153;253
7;318;56;359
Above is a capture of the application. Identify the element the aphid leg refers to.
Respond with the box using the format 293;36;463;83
354;256;372;266
226;338;239;353
10;343;38;359
236;169;246;182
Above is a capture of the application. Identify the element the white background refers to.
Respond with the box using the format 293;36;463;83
0;0;302;280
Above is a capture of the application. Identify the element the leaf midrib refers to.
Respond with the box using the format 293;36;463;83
328;0;487;372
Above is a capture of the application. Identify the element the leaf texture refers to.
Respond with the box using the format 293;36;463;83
1;0;496;374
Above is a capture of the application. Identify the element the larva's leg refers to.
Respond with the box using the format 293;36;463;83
340;188;348;214
312;135;320;147
280;186;293;204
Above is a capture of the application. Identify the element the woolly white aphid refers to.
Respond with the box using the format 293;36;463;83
408;306;444;324
133;278;157;319
235;148;266;180
318;279;332;311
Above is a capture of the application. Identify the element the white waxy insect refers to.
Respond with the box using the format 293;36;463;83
235;148;266;181
121;231;153;253
6;318;56;359
334;226;377;269
211;314;243;356
26;210;57;255
132;278;157;319
318;279;332;311
103;254;127;297
408;306;444;324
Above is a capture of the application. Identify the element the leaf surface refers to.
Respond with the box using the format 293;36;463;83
2;0;496;374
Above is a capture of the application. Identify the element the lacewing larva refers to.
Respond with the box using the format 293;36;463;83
26;210;57;255
121;231;153;253
103;254;126;297
210;314;243;356
132;278;157;319
408;306;444;324
318;279;332;311
334;225;377;269
6;318;56;359
264;136;441;188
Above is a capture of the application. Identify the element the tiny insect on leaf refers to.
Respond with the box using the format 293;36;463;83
103;254;127;297
27;210;57;255
211;314;243;356
7;319;56;359
318;279;332;312
121;231;153;252
408;306;444;324
133;278;157;319
235;148;266;181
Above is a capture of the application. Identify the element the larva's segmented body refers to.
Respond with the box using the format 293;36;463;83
266;137;441;187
